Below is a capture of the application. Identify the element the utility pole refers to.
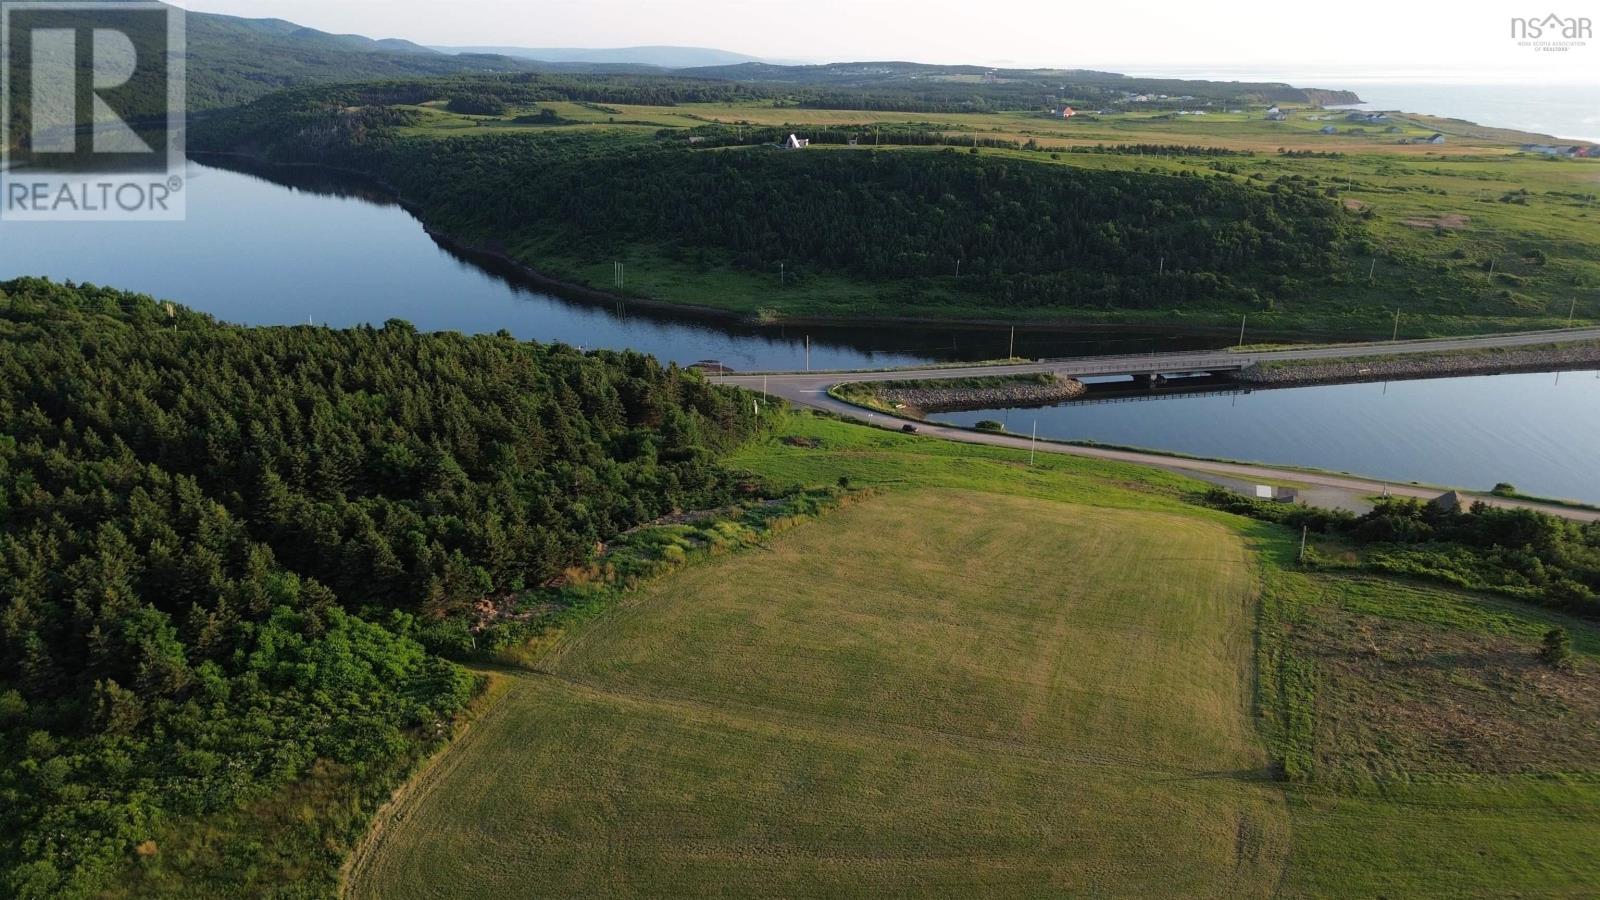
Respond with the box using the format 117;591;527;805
780;262;785;286
1159;256;1164;276
1570;298;1579;327
804;335;810;372
1299;525;1308;563
763;374;768;400
1368;258;1376;283
1030;420;1038;466
1392;308;1402;342
1008;326;1015;360
1237;314;1247;351
955;258;961;278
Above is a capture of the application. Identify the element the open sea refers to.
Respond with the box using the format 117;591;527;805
1135;70;1599;142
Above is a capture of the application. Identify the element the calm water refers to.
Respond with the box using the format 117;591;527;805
0;159;1213;371
937;371;1600;503
2;157;1596;500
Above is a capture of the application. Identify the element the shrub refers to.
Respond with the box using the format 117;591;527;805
446;93;507;116
1541;627;1576;671
975;420;1006;432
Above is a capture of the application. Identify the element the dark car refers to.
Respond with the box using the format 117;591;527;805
901;423;918;433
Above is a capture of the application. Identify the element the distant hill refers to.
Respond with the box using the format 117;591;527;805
677;60;1360;106
0;0;538;116
181;11;537;109
432;45;764;68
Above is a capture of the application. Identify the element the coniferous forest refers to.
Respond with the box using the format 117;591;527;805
196;81;1359;315
0;278;758;896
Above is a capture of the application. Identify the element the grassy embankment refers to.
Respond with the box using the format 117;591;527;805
380;97;1600;338
1249;338;1600;374
346;412;1600;897
830;373;1066;415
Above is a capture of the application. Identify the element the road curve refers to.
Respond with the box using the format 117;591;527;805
720;329;1600;524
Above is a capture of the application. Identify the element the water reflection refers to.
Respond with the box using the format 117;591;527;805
936;370;1600;503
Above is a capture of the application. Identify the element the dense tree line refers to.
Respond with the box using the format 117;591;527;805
1206;489;1600;613
0;278;758;896
446;93;509;116
197;93;1359;313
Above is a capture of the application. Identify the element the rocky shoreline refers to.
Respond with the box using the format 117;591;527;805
872;375;1087;413
1235;342;1600;386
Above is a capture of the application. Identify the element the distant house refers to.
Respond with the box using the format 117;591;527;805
1255;485;1300;503
1320;125;1338;134
1265;106;1288;121
1518;143;1594;157
783;134;810;150
1423;133;1446;144
1056;106;1076;119
1429;491;1473;514
1345;111;1391;124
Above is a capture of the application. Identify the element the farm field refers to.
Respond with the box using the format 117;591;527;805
346;413;1600;897
348;487;1287;898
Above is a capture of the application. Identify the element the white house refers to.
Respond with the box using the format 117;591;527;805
784;134;810;150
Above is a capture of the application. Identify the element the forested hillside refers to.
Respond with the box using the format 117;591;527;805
0;278;758;897
197;81;1361;316
1;1;535;146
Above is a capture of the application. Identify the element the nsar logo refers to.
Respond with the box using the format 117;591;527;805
1509;13;1592;51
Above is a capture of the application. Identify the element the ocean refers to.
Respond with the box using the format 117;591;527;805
1135;70;1599;142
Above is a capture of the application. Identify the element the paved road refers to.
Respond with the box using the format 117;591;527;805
720;328;1600;523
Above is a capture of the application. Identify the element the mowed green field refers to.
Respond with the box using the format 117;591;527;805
346;415;1600;897
348;488;1289;898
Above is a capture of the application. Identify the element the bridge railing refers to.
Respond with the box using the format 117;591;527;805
1048;354;1253;376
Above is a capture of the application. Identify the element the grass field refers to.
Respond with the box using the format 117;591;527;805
348;484;1288;898
346;413;1600;897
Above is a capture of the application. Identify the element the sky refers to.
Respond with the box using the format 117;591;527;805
177;0;1597;84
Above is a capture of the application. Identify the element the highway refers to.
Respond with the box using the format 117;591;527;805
720;327;1600;523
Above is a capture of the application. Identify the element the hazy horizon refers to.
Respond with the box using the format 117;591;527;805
176;0;1595;85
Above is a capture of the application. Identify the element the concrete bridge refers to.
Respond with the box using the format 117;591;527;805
716;326;1600;524
724;325;1600;387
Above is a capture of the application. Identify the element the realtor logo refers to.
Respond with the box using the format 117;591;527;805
1;2;186;220
1509;13;1592;52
